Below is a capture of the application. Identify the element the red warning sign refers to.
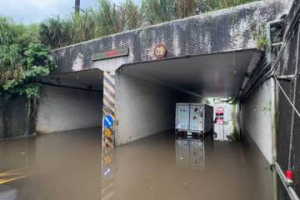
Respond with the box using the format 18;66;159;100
217;118;224;125
216;106;224;124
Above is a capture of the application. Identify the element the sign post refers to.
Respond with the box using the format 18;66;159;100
104;115;114;129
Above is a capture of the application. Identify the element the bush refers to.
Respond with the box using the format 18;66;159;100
0;17;56;98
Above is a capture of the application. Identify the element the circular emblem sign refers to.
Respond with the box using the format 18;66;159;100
104;115;114;128
154;44;167;59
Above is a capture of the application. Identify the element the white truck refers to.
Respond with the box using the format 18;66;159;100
175;103;214;138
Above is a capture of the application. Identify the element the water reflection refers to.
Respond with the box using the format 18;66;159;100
175;135;215;170
101;147;115;200
175;139;206;169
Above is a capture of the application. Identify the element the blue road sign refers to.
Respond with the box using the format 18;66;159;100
104;115;114;128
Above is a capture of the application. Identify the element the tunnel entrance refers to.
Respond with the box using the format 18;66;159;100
114;49;262;146
99;49;275;200
36;69;104;134
1;47;277;200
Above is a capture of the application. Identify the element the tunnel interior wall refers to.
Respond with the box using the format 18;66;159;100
240;78;275;164
36;85;103;134
115;73;201;146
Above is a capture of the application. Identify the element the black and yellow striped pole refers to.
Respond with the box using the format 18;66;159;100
101;145;114;200
103;71;116;148
101;71;116;200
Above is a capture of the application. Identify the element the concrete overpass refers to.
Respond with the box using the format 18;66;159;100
36;0;291;165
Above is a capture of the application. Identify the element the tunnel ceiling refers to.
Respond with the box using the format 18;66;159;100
44;69;103;91
121;50;262;97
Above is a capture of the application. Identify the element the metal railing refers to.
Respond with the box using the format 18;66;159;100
274;162;300;200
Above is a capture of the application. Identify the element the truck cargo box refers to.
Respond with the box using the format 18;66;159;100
175;103;190;130
176;103;214;135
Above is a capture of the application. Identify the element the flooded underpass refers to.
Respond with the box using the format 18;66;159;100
0;0;298;198
0;128;273;200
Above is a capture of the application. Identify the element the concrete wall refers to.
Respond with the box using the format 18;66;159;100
36;86;103;134
240;78;276;164
52;0;289;74
115;74;201;146
0;95;37;139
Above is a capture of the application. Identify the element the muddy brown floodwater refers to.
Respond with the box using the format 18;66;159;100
0;128;273;200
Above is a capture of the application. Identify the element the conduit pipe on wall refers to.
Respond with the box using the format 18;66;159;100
240;19;283;101
241;0;300;100
274;162;300;200
239;18;283;101
266;19;285;64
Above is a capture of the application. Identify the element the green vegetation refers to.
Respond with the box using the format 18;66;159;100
0;17;56;98
40;0;259;49
202;97;212;104
226;99;241;141
249;19;269;50
227;124;240;141
259;99;272;112
226;97;239;105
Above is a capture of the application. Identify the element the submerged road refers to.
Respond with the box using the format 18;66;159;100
0;128;272;200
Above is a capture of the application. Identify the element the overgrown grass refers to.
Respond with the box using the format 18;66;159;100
39;0;260;49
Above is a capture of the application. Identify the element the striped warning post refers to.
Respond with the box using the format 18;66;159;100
101;146;115;200
101;71;116;199
103;71;116;148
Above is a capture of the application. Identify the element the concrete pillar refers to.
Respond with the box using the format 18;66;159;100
101;71;116;200
102;71;116;147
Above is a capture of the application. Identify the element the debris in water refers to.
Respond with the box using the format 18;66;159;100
183;182;189;189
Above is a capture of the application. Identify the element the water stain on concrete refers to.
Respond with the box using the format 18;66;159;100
0;128;272;200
